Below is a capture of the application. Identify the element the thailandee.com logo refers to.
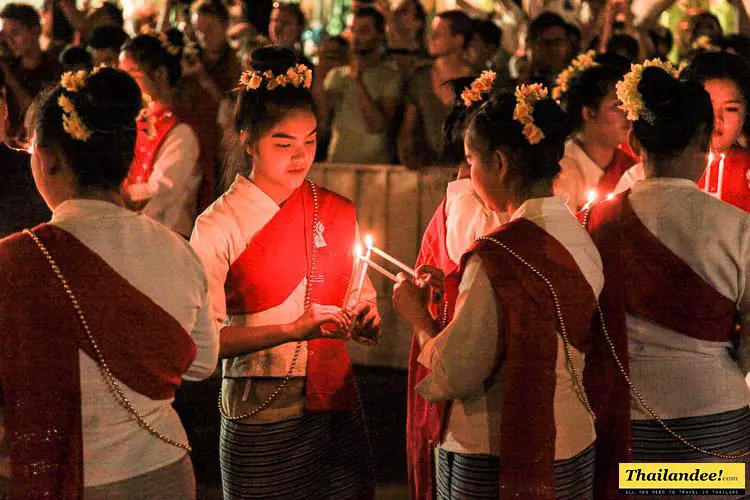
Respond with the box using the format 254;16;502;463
619;463;745;495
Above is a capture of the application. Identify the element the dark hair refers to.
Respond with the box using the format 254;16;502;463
528;12;568;43
472;19;502;49
42;1;74;44
234;46;315;143
121;30;185;87
322;34;348;50
681;51;750;136
722;34;750;62
353;6;386;36
394;0;426;43
606;34;639;62
689;12;722;40
648;27;673;53
633;67;713;160
88;25;129;51
437;10;472;48
0;3;40;30
91;2;124;27
191;0;230;24
58;44;93;71
273;2;306;28
467;89;572;196
441;76;480;165
28;67;142;190
561;63;626;131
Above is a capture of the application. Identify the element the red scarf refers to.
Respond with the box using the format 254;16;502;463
597;146;637;196
459;218;597;499
406;198;459;500
225;181;357;412
698;147;750;212
125;107;180;188
0;224;196;498
580;192;738;498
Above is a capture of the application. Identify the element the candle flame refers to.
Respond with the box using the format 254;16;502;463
364;234;373;249
355;243;362;257
587;190;597;204
708;151;715;164
606;193;614;201
720;153;726;161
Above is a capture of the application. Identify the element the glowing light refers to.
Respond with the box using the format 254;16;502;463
587;190;598;204
364;234;373;250
606;193;614;201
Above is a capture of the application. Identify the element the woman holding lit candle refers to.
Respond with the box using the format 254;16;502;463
394;85;606;498
190;47;380;499
553;52;636;211
585;65;750;484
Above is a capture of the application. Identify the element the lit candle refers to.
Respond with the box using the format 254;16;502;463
352;242;372;307
367;240;417;278
704;151;715;194
357;255;398;283
344;244;363;308
606;193;614;201
582;189;598;210
717;153;726;199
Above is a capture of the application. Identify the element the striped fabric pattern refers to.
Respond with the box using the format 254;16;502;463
632;407;750;462
436;442;596;499
220;395;375;499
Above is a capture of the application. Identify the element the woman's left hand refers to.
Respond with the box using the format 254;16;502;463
348;301;382;346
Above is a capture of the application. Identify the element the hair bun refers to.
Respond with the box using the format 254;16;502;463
638;66;683;116
532;98;573;144
76;67;142;134
249;47;297;74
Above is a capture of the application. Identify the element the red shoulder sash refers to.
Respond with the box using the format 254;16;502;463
0;224;196;498
126;108;181;187
224;181;358;412
461;218;598;499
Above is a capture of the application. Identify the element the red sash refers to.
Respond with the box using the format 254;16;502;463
459;218;597;499
125;107;180;187
406;198;459;500
0;224;196;498
598;146;637;196
225;181;357;412
581;192;738;498
698;147;750;212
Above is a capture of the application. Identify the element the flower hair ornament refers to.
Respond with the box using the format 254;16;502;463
139;25;181;56
513;83;548;145
461;70;496;107
58;67;156;142
691;35;721;53
239;63;313;91
615;58;679;124
552;50;599;101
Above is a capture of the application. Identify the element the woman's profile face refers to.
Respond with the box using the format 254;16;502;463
465;129;506;212
704;78;746;153
249;109;317;194
588;88;630;149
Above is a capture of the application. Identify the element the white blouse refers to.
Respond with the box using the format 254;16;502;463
417;196;603;459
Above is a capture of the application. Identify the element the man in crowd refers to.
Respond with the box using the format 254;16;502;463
87;25;129;67
316;7;401;164
268;1;311;66
0;3;60;143
520;12;574;88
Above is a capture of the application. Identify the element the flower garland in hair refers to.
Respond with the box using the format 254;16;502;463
140;25;181;56
691;35;721;53
239;63;313;91
514;83;548;145
57;67;156;142
461;70;496;107
552;50;598;101
615;58;678;124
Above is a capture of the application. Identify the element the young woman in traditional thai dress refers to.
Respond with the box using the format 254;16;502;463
407;72;506;500
617;51;750;212
553;52;636;210
584;64;750;487
394;85;604;499
189;47;380;500
0;67;218;499
119;30;208;238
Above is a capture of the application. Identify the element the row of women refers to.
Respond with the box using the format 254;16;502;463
0;39;749;500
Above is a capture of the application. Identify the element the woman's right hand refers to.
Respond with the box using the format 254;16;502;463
292;304;352;341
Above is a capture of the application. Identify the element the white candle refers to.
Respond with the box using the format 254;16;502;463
344;244;363;308
704;151;714;193
369;246;417;278
357;255;398;283
717;153;726;199
353;245;371;307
